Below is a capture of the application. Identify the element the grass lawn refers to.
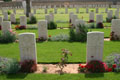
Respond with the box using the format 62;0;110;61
0;73;120;80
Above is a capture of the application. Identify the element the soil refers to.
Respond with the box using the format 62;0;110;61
35;64;79;74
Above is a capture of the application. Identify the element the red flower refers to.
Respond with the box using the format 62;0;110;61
49;35;51;37
79;64;86;68
112;64;117;68
108;68;112;72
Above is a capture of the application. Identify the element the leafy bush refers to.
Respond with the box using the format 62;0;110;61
106;16;116;23
78;64;86;73
15;25;26;30
88;20;94;23
48;21;57;29
20;60;37;73
110;31;119;41
86;60;107;73
28;16;37;24
69;24;88;42
0;30;16;43
96;22;104;28
3;0;12;2
105;53;120;72
8;11;11;15
0;57;20;74
89;23;95;28
49;34;69;41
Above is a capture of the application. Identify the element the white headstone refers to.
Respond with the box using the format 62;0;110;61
96;14;103;24
65;7;68;14
10;14;16;23
54;8;57;14
3;12;8;21
96;8;99;13
87;32;104;62
0;17;3;26
45;8;47;14
76;7;79;13
71;14;78;26
107;10;113;19
111;19;120;40
45;15;53;23
38;20;48;40
86;8;89;13
1;21;11;34
33;8;36;14
20;16;27;26
115;10;119;19
19;33;37;63
89;12;94;21
13;9;16;14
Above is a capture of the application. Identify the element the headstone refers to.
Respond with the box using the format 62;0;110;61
71;14;78;26
0;17;3;26
86;8;89;13
87;32;104;62
13;9;16;14
69;12;74;20
76;7;79;13
38;20;48;40
10;14;16;23
111;19;120;40
45;15;53;23
115;10;119;19
54;8;57;14
49;13;54;21
45;8;47;14
107;10;113;19
96;14;103;24
20;16;27;26
29;13;34;20
105;8;108;13
75;19;85;34
3;12;8;21
33;8;36;14
89;12;94;21
1;21;11;34
65;7;68;14
19;33;37;63
96;8;99;13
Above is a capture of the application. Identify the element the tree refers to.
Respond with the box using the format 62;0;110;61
26;0;31;17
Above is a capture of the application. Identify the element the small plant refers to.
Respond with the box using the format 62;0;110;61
36;37;46;42
57;49;72;74
105;53;120;72
42;66;47;73
0;57;20;74
69;24;88;42
28;16;37;24
88;20;94;23
96;22;104;28
8;11;11;15
15;25;26;30
0;30;16;43
49;34;69;41
86;60;107;73
20;60;37;73
78;64;87;73
110;31;119;41
48;21;57;29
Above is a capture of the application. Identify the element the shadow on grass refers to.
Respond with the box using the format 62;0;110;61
6;73;28;79
85;73;104;78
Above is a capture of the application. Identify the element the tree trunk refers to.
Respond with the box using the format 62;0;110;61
26;0;31;17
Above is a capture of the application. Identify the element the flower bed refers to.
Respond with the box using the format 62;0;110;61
15;25;26;30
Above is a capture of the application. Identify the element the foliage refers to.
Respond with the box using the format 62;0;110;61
28;16;37;24
0;25;1;30
7;11;11;15
86;60;107;73
89;23;95;28
42;66;47;73
78;64;86;73
0;30;16;43
36;37;46;42
106;16;116;23
88;20;94;23
0;57;20;74
48;21;57;29
105;53;120;72
110;31;119;41
20;60;37;73
15;25;26;30
49;34;69;41
69;24;88;42
57;49;72;74
96;22;104;28
3;0;12;2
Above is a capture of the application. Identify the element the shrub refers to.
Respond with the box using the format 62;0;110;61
96;22;104;28
20;60;37;73
8;11;11;15
0;57;20;74
28;16;37;24
49;34;69;41
78;64;87;73
57;49;72;74
0;30;16;43
86;60;107;73
110;31;119;41
69;24;88;42
0;25;1;30
89;23;95;28
48;21;57;29
88;20;94;23
105;53;120;72
106;16;116;23
15;25;26;30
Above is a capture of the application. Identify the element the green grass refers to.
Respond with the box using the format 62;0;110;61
0;73;120;80
0;41;120;63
